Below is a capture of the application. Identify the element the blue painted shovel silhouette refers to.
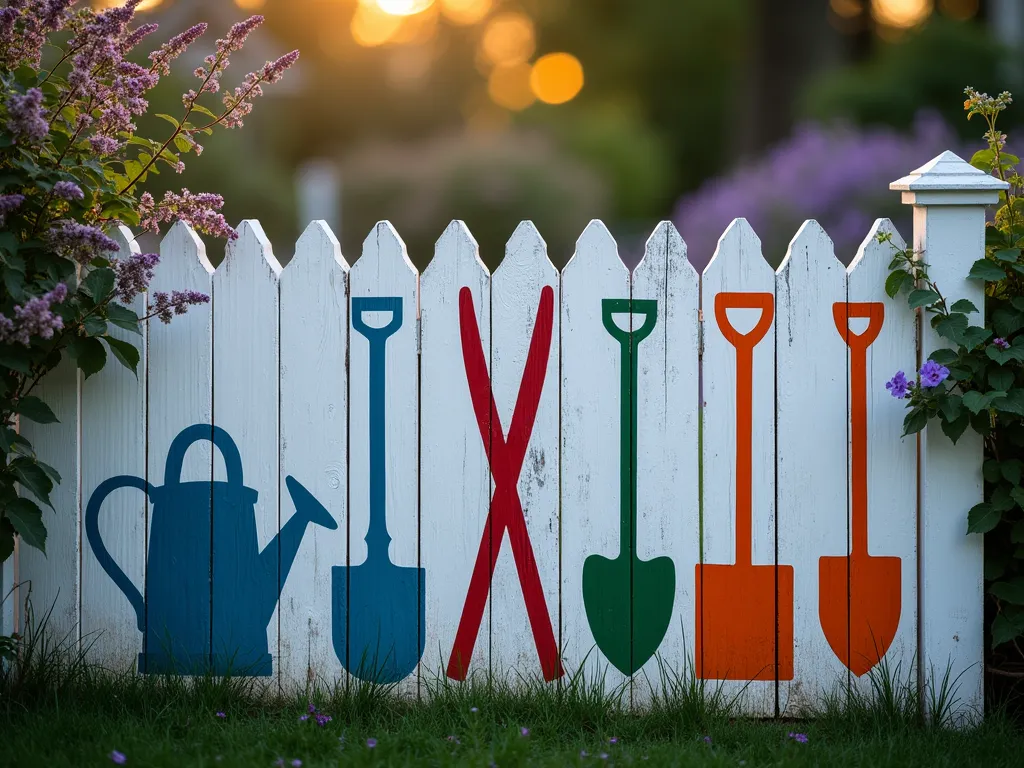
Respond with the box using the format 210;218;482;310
333;296;425;683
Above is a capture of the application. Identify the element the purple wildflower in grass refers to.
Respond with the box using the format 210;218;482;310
599;754;608;761
886;370;912;399
216;711;226;719
109;751;127;765
470;706;479;713
6;88;48;143
788;732;809;744
308;703;316;714
580;750;588;757
994;337;1011;350
703;735;712;744
53;181;84;201
919;360;950;388
366;738;377;749
520;727;529;737
298;714;309;722
609;737;618;745
291;761;302;768
315;713;332;727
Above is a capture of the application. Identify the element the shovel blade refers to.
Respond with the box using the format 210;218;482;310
695;563;793;680
583;554;675;676
819;554;901;677
332;563;425;683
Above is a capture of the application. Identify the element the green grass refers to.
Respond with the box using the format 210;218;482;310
3;638;1023;768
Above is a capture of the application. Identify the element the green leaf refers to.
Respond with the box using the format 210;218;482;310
993;307;1024;337
961;325;993;349
929;348;959;365
173;134;193;153
5;497;46;553
968;502;1001;534
191;104;219;121
68;337;106;378
83;315;108;337
0;345;33;375
987;550;1009;581
936;313;969;344
1003;460;1023;486
950;298;980;313
991;577;1024;605
80;267;115;300
155;113;180;130
941;412;970;444
990;367;1015;391
991;484;1015;512
903;408;928;437
3;267;25;301
885;270;910;299
968;259;1007;281
984;459;1003;483
102;336;139;377
10;458;53;508
105;303;142;335
971;148;996;171
991;614;1024;649
34;460;61;485
995;248;1022;263
908;288;942;309
963;390;995;414
938;393;963;422
13;396;57;424
1012;520;1024;544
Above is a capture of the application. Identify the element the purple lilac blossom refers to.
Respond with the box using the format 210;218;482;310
919;360;950;388
673;112;963;272
6;88;49;143
886;370;912;399
0;283;68;346
53;181;84;201
149;23;207;76
113;252;160;303
148;290;209;323
45;220;120;264
138;189;237;240
185;15;265;107
221;49;299;129
994;337;1010;350
0;193;25;225
0;1;74;70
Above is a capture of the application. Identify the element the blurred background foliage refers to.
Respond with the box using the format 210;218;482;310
103;0;1024;268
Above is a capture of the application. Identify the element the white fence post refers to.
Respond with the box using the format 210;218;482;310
891;151;1007;725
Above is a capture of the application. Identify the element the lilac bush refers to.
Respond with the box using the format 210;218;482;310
0;1;297;606
673;112;964;270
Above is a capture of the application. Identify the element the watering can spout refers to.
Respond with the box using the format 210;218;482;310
257;476;339;623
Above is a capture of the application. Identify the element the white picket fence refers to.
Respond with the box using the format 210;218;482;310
0;152;1004;722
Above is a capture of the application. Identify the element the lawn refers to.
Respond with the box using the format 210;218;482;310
3;651;1023;768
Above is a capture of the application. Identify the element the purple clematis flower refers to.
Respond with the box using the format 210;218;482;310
994;337;1011;350
919;360;950;388
886;370;912;398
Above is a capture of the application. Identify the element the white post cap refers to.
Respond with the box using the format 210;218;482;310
890;150;1008;206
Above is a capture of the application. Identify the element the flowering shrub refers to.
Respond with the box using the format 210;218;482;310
0;4;296;584
886;88;1024;658
672;112;964;270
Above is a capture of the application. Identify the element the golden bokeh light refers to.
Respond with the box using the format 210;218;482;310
487;62;535;111
480;12;536;67
441;0;492;26
870;0;933;27
529;52;583;105
351;2;405;47
829;0;864;18
234;0;267;10
375;0;436;16
92;0;164;10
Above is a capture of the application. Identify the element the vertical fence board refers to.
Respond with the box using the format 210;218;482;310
143;222;214;673
631;222;700;705
776;222;848;715
420;222;491;689
1;551;12;638
347;223;420;695
699;219;777;716
489;223;561;686
211;221;281;678
279;222;349;693
18;360;79;645
81;226;147;670
561;221;631;698
847;220;917;702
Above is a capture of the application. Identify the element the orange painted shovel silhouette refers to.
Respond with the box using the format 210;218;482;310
696;293;794;681
820;303;901;677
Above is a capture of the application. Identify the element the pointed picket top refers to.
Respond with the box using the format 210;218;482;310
635;220;696;280
702;218;772;282
427;220;489;278
498;220;557;280
891;150;1008;193
222;219;282;279
564;219;627;277
849;218;907;278
777;220;842;279
359;220;418;277
160;220;214;275
107;224;141;258
290;220;349;272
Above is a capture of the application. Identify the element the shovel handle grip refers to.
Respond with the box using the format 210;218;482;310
714;292;774;352
352;297;403;343
833;302;884;352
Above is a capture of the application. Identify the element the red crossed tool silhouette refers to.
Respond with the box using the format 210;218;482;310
446;284;563;682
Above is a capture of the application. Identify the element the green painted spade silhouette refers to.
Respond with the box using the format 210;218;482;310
582;298;675;676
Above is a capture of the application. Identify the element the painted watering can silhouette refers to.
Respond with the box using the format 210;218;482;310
86;424;337;676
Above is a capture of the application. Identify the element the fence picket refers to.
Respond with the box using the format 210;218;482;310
846;220;917;703
561;221;632;698
631;222;700;705
776;221;849;715
81;226;147;670
347;223;420;695
489;223;561;685
420;222;492;688
279;221;349;693
699;219;778;716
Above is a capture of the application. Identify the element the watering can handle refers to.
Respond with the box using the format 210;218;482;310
352;297;403;343
85;475;155;632
163;424;245;488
